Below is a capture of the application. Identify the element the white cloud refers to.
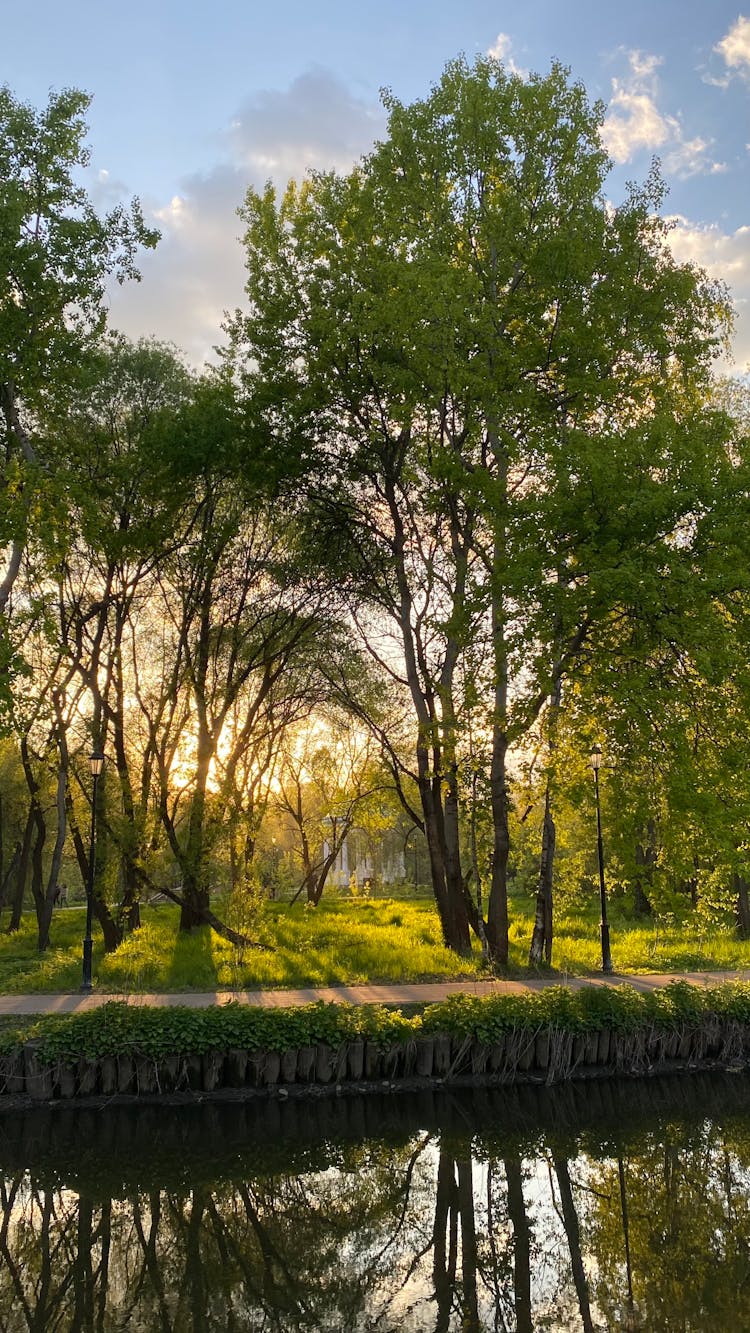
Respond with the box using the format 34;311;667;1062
85;164;130;211
603;48;725;177
603;51;676;162
665;137;727;179
716;15;750;76
487;32;527;78
105;71;383;367
105;165;248;367
666;216;750;368
627;51;664;83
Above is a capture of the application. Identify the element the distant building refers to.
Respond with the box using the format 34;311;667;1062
322;827;406;889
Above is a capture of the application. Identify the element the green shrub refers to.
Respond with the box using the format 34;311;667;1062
4;981;750;1068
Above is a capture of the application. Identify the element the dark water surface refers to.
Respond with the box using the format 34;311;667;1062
1;1071;749;1331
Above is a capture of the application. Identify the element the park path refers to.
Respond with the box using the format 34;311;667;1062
0;969;748;1015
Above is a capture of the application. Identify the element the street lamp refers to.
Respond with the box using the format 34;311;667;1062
82;752;104;992
590;744;614;975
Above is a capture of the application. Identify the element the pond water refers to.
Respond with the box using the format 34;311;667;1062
0;1071;748;1331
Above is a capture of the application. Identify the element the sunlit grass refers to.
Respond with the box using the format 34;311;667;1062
511;899;750;976
0;899;486;993
1;893;749;993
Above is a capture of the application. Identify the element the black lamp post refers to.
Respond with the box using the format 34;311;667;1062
590;744;614;975
82;752;104;992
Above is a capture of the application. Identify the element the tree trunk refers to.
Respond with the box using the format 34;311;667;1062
529;786;555;966
30;813;48;945
484;420;511;966
110;613;142;932
417;749;471;954
735;873;750;939
66;782;123;952
0;383;36;616
554;1157;594;1333
443;757;472;954
72;1191;94;1330
387;466;472;956
179;874;210;932
0;842;20;915
529;674;562;966
486;716;510;963
504;1155;532;1333
185;1188;208;1330
178;736;212;931
37;757;67;952
19;738;59;951
8;809;33;931
177;570;216;933
432;1147;459;1333
457;1153;480;1332
634;820;656;916
96;1197;112;1329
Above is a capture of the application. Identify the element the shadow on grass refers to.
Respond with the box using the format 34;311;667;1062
164;925;220;992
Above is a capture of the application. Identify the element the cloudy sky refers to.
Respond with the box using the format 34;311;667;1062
7;1;750;369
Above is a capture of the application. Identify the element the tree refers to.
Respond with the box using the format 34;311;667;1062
274;717;386;905
0;85;157;696
39;337;196;946
231;54;731;959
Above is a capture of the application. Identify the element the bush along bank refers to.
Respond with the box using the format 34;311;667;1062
3;981;750;1101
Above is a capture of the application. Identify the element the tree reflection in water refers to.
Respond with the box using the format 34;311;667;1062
0;1073;749;1331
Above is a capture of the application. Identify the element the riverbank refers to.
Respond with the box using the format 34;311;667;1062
3;979;750;1104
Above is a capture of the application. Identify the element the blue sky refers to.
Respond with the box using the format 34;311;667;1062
5;1;750;366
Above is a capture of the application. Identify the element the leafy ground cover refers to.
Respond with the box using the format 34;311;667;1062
0;895;748;994
3;980;750;1063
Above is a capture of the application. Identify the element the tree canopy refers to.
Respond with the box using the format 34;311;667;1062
230;55;739;957
2;61;750;969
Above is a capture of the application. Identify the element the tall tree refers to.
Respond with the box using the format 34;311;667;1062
231;55;731;959
43;337;196;943
0;85;157;669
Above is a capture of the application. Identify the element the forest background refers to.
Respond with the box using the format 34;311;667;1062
2;55;750;989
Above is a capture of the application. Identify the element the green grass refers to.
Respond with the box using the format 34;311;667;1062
0;899;485;994
0;893;749;994
510;898;750;976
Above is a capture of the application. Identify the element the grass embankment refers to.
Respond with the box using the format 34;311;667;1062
0;895;748;994
2;980;750;1066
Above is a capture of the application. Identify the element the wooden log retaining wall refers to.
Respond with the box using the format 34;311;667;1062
2;1015;749;1101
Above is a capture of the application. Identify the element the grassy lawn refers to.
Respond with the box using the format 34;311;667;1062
509;902;750;976
0;893;748;994
0;899;484;993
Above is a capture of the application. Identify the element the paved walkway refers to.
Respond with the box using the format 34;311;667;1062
0;969;748;1015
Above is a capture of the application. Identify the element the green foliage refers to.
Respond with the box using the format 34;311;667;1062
5;979;750;1067
0;86;158;397
0;86;159;717
229;52;737;964
8;998;417;1065
421;979;750;1041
